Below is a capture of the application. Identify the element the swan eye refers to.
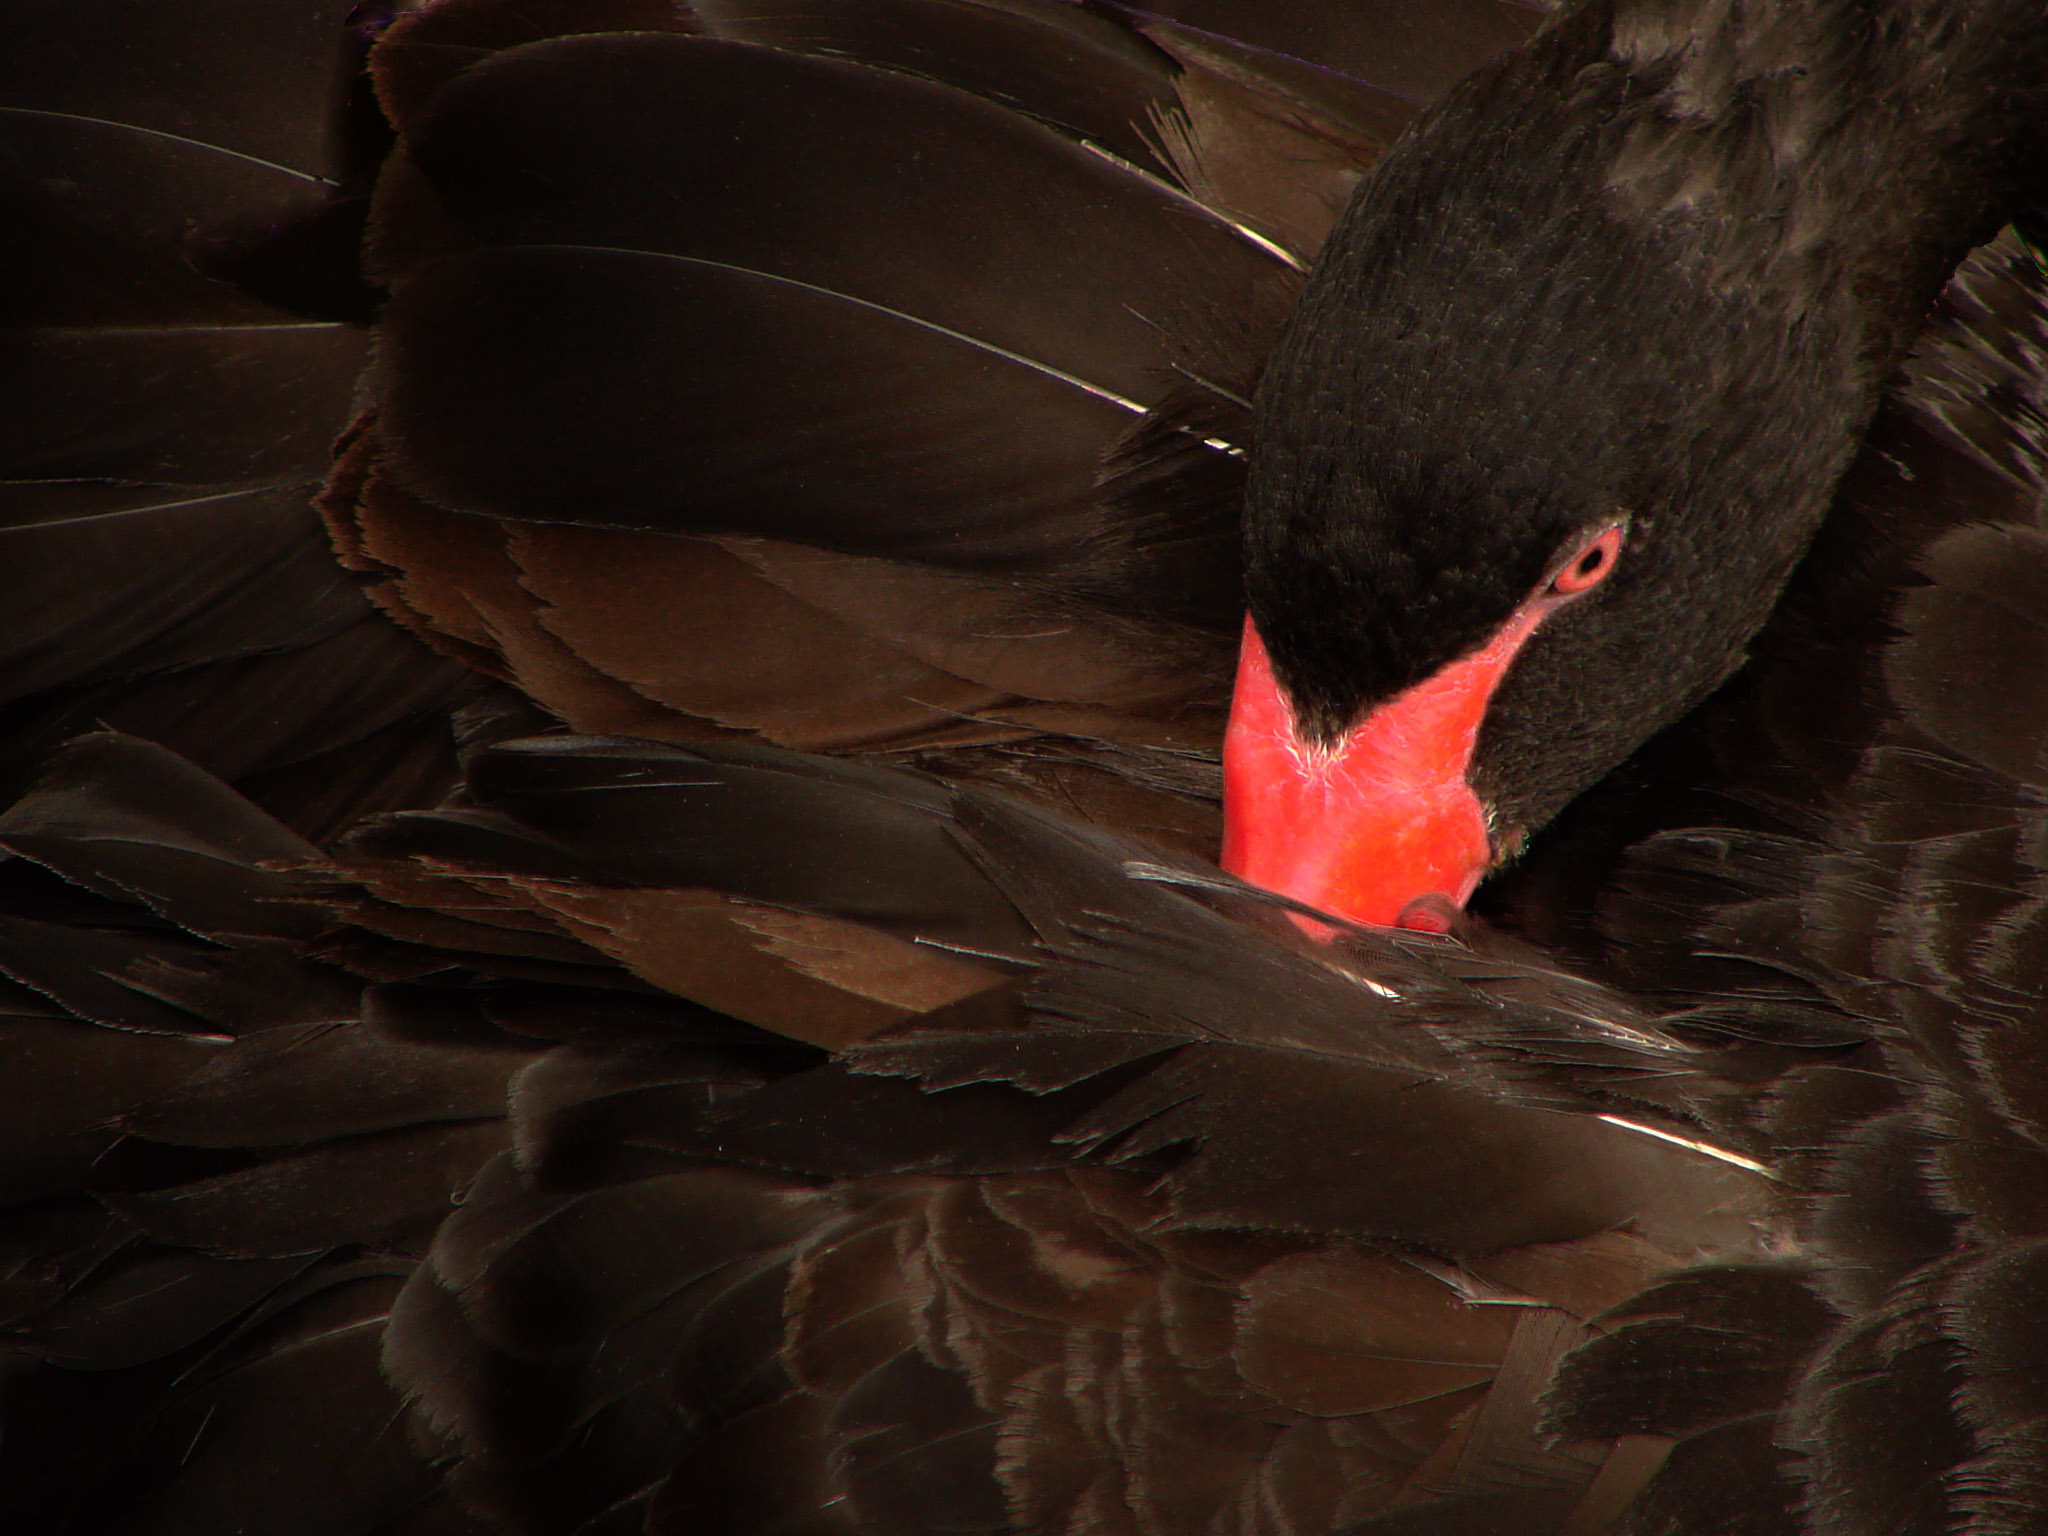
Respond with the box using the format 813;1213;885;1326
1549;522;1626;597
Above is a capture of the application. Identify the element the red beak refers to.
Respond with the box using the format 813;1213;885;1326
1220;605;1552;931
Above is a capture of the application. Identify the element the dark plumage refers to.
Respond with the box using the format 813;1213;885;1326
6;3;2048;1535
1248;0;2048;833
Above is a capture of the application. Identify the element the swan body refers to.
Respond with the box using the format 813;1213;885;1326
2;3;2048;1534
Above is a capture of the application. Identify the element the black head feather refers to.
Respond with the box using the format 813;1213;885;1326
1245;0;2048;832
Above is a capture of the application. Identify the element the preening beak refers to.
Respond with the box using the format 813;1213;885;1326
1221;618;1503;930
1221;523;1622;930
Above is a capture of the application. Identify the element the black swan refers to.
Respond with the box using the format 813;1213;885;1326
3;3;2048;1534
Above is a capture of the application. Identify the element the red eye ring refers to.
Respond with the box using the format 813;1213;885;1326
1549;521;1626;596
